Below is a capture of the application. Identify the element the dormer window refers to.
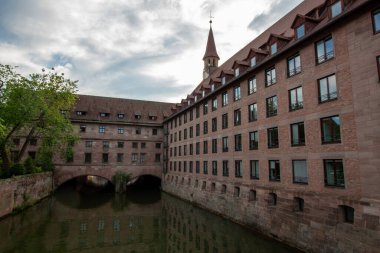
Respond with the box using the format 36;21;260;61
195;95;198;102
117;113;124;119
202;90;205;97
149;116;157;121
134;112;141;120
222;76;226;85
271;43;277;55
211;84;215;92
331;1;342;18
99;112;110;117
250;56;256;67
76;111;87;116
235;68;240;77
188;100;191;105
296;24;305;39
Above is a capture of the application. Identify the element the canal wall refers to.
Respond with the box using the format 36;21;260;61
0;172;53;218
162;178;380;253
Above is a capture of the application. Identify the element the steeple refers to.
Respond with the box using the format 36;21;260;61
203;18;219;80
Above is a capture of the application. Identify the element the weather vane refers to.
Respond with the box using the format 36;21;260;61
209;10;214;26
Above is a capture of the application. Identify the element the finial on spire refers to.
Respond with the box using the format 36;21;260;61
209;10;214;27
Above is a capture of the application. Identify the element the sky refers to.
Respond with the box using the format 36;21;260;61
0;0;303;103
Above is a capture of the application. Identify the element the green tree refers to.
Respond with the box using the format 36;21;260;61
0;64;78;176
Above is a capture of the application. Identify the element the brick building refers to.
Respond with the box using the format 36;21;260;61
162;0;380;252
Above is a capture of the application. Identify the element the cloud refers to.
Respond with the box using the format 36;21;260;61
247;0;303;33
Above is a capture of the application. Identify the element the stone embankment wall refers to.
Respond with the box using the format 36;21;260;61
162;179;380;253
0;172;53;218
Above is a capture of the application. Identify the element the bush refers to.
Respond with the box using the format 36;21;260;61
24;157;35;174
10;163;26;176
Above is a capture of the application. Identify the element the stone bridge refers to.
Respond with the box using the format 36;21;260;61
53;164;162;188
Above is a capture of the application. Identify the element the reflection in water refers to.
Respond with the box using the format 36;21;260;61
0;183;300;253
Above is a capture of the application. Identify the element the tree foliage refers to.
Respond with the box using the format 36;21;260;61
0;64;78;177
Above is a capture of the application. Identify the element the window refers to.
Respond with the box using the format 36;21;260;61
76;111;87;116
222;137;228;152
141;142;146;149
30;139;37;146
291;122;305;146
196;106;200;118
117;113;124;119
117;153;124;163
203;140;208;154
132;153;138;163
248;103;257;122
250;160;259;179
196;124;200;136
321;115;341;143
118;127;124;134
250;56;256;67
212;139;217;153
222;160;229;176
249;190;257;201
233;86;241;101
184;113;187;123
132;142;138;148
134;114;141;120
190;109;193;121
373;9;380;34
189;126;193;138
318;74;338;103
265;66;276;86
266;96;278;117
212;117;217;132
269;193;277;206
203;121;208;134
234;134;242;151
212;161;217;175
294;197;304;212
196;142;200;155
234;187;240;197
99;112;110;117
190;143;193;155
102;153;109;163
249;131;258;150
222;113;228;129
212;97;218;111
103;141;109;149
85;153;92;163
235;160;242;178
235;68;240;77
316;35;334;64
269;160;280;181
152;129;158;135
234;109;241;126
99;126;106;133
136;128;141;135
271;42;277;55
85;140;93;148
155;143;161;149
221;76;226;85
222;92;228;106
196;161;200;173
293;160;308;184
80;125;86;132
117;141;124;148
287;54;301;77
324;159;345;187
189;161;193;173
267;127;279;148
211;84;215;92
184;144;187;155
203;161;208;174
203;102;208;115
289;86;303;111
296;24;305;39
340;205;354;223
140;153;146;164
248;77;257;94
330;1;342;18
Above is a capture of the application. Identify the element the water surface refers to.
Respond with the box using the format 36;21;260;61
0;183;300;253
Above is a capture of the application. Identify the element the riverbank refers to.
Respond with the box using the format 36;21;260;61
0;172;53;218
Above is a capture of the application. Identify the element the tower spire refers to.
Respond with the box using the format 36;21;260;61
203;13;219;80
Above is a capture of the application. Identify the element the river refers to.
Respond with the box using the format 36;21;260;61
0;181;300;253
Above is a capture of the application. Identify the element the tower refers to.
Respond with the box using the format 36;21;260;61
202;19;219;80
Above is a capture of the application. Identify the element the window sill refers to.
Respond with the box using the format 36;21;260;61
250;177;259;180
269;179;281;182
322;141;341;145
318;97;338;104
293;181;308;185
324;185;345;188
291;143;305;147
287;71;302;78
316;56;335;65
268;146;279;149
249;147;258;150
